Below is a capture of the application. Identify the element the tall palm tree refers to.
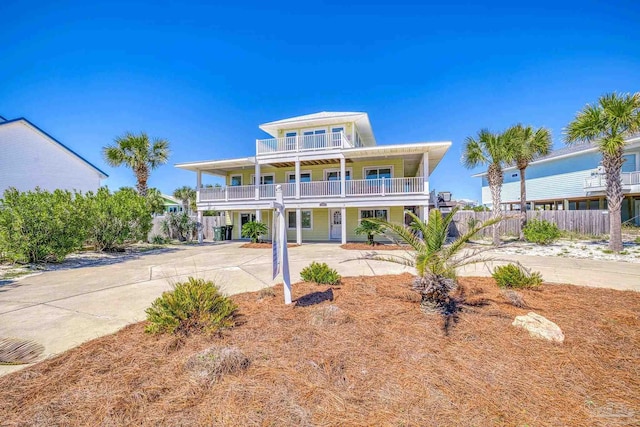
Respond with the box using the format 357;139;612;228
103;132;170;196
565;92;640;252
511;124;552;238
173;186;196;214
462;129;515;246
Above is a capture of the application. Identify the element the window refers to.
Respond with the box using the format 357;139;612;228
302;129;327;148
230;175;242;186
331;127;344;146
285;131;297;151
325;169;351;181
287;171;311;183
251;174;275;185
288;210;312;229
360;209;388;221
364;167;392;179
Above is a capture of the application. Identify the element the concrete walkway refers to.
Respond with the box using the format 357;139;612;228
1;242;638;376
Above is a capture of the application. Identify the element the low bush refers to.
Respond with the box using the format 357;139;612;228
300;261;341;285
145;277;237;335
82;187;153;251
492;263;543;289
241;221;268;243
0;188;87;263
185;346;250;384
523;219;561;245
150;234;168;245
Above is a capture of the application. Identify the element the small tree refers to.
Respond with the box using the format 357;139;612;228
162;212;197;242
145;188;167;216
365;208;502;313
354;219;385;245
241;221;268;243
173;186;196;215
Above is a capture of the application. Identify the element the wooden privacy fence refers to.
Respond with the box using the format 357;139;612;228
149;215;225;240
450;210;610;237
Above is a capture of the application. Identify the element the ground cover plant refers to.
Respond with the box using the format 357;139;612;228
492;263;543;288
299;261;341;285
1;274;638;426
145;277;237;335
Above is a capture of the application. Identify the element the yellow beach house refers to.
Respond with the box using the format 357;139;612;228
176;112;451;243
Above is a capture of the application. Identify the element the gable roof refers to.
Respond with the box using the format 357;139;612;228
259;111;376;146
0;117;108;178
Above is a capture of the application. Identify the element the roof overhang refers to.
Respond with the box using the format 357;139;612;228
175;157;256;177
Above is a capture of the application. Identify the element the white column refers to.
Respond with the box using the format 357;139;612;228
256;209;261;222
295;158;301;199
422;153;430;195
197;210;203;244
255;160;260;200
341;207;347;244
340;157;346;197
296;207;302;245
196;170;202;203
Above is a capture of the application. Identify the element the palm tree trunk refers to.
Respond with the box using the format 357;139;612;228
519;166;527;240
603;152;624;252
487;164;503;246
136;166;149;197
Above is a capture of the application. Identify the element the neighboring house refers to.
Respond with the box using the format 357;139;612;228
161;194;183;214
473;134;640;225
0;115;107;194
176;111;451;243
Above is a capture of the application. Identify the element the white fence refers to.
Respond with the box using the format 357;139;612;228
150;215;225;240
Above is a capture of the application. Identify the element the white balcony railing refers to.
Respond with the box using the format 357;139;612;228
256;131;356;156
584;170;640;189
198;177;425;202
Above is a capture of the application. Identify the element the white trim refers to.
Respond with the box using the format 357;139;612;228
287;209;312;229
363;165;394;179
302;127;329;135
250;173;275;185
286;170;312;183
323;167;353;181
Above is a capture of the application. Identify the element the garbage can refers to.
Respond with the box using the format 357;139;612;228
213;226;223;241
226;225;233;240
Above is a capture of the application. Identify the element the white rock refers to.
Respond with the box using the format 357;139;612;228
512;312;565;343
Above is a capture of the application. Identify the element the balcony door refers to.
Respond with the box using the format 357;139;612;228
302;129;327;149
330;209;341;240
331;126;345;147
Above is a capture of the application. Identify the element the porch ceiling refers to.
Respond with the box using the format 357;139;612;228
270;158;354;168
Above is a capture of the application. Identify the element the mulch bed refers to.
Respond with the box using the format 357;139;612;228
1;275;639;426
340;242;407;250
239;242;300;249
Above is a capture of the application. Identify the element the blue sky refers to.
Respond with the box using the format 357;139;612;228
1;0;639;202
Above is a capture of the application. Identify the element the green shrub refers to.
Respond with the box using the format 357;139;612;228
162;212;197;242
300;261;341;285
492;263;543;289
241;221;268;243
354;219;385;245
150;234;168;245
145;277;237;335
523;219;561;245
82;187;154;251
0;188;87;263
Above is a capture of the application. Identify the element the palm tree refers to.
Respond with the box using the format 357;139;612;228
241;221;268;243
511;124;552;238
354;219;385;245
462;129;515;246
103;132;170;196
173;186;196;215
565;92;640;252
365;208;502;313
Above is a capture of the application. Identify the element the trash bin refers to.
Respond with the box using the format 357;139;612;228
213;226;223;241
226;225;233;240
219;225;227;240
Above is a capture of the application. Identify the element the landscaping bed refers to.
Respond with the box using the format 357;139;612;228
1;274;638;426
340;242;406;250
239;242;300;249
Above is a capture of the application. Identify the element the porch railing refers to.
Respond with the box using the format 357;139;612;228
584;170;640;189
256;131;355;155
198;176;425;202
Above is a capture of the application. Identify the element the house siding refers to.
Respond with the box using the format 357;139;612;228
0;122;103;194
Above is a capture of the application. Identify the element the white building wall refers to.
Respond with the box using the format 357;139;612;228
0;121;103;194
482;169;595;206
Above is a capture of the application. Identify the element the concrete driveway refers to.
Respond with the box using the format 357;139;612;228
1;241;638;376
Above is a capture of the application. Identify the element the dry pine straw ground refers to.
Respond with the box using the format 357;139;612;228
1;275;639;427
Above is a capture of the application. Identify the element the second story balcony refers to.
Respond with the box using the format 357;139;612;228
256;131;360;156
584;170;640;191
198;176;427;203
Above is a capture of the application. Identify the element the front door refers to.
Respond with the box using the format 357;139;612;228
330;209;341;240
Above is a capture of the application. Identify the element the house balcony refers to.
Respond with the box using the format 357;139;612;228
584;170;640;192
256;131;361;156
198;177;427;203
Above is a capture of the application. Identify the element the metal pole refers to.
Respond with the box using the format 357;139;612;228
276;185;292;304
